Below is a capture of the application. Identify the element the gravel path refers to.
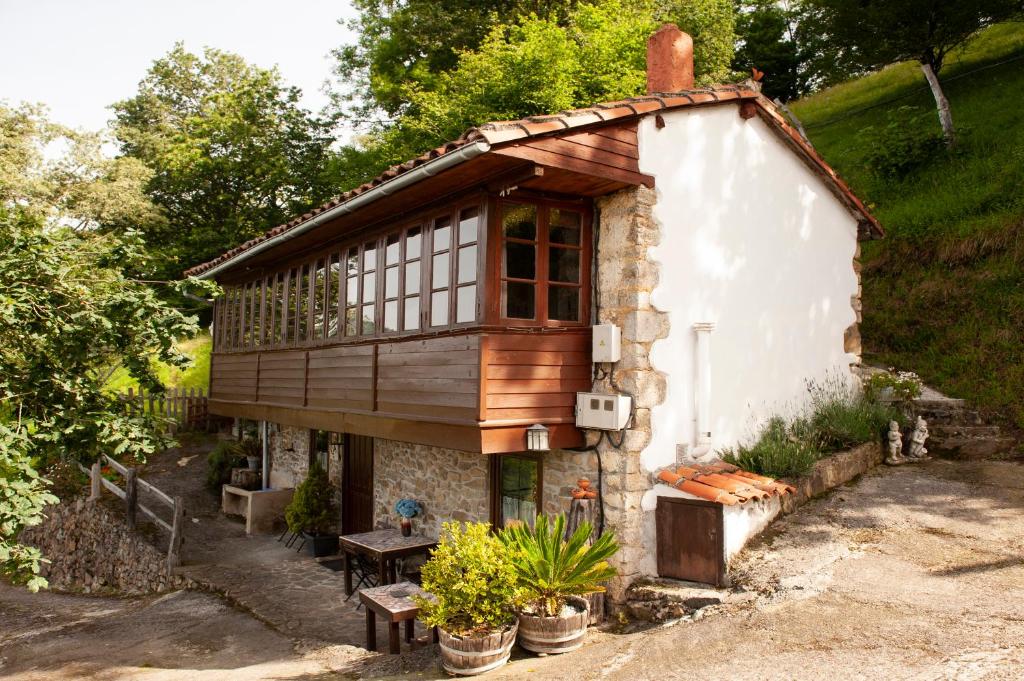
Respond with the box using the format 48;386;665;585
2;458;1022;680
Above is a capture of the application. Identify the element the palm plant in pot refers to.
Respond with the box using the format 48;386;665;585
284;462;338;557
499;514;618;655
413;522;520;676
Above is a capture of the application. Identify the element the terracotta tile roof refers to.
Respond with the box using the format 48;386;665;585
185;83;881;278
656;462;795;506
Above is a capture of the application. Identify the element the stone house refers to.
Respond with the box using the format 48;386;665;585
186;25;881;600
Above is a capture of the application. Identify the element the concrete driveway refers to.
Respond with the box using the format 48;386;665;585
2;458;1022;680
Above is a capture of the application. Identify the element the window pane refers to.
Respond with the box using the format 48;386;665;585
549;209;581;245
252;281;262;347
459;206;479;244
362;271;375;303
298;267;309;340
385;233;400;266
327;256;340;337
432;252;449;289
345;307;358;336
406;227;421;259
457;245;477;284
456;285;476;323
346;276;358;306
500;456;539;529
346;250;359;277
314;261;326;338
430;290;449;326
404;260;420;295
385;266;399;298
505;281;535;319
363;243;377;271
274;276;285;344
361;304;375;334
548;247;580;283
384;300;398;332
549;285;580;321
504;242;535;280
404;296;420;330
433;219;451;252
502;204;536;240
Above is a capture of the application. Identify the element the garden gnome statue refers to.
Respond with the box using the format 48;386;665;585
907;416;931;461
885;421;905;465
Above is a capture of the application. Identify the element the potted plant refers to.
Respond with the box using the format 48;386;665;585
394;498;421;536
284;462;338;557
235;438;262;470
414;522;520;676
499;514;618;655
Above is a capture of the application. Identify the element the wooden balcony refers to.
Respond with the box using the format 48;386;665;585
209;329;592;454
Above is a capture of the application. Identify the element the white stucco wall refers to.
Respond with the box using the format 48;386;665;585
639;104;861;471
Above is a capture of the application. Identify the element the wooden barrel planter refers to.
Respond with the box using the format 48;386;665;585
438;622;518;676
516;596;590;655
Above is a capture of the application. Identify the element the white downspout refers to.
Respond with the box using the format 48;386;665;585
693;322;715;456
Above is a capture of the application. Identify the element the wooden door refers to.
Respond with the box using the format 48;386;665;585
655;496;725;586
342;434;375;534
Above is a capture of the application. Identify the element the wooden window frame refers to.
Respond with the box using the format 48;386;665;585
489;452;544;530
487;197;592;328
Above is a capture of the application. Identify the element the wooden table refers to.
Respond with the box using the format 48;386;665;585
339;529;437;596
359;582;438;654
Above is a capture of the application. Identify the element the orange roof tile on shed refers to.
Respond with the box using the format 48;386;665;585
185;83;882;279
656;463;795;506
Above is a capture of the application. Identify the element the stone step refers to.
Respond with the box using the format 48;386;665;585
915;407;984;425
930;424;1003;438
625;578;727;622
929;435;1018;460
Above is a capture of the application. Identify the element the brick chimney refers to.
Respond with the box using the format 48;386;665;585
646;24;694;94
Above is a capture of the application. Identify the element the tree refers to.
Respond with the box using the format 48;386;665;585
0;105;209;589
733;1;804;101
111;45;341;281
798;0;1024;146
335;0;736;179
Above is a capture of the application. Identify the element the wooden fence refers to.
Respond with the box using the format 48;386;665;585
77;454;185;570
119;387;210;432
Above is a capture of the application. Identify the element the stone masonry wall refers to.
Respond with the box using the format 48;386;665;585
20;497;192;595
541;449;600;518
268;424;311;489
593;185;669;601
373;439;489;538
845;242;863;363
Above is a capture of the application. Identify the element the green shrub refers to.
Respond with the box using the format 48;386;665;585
499;514;618;617
414;521;519;636
805;379;900;452
859;106;946;179
863;370;923;404
205;441;243;491
284;462;336;535
721;417;820;478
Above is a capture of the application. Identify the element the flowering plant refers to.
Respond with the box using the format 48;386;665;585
394;498;422;518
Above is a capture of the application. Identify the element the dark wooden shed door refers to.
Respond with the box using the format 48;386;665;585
342;434;374;534
655;496;725;586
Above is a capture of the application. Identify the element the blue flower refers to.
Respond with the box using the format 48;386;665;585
394;498;421;518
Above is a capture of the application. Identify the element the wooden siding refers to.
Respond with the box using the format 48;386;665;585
209;329;591;453
307;345;374;411
483;331;592;423
377;335;481;421
210;353;258;402
494;123;653;190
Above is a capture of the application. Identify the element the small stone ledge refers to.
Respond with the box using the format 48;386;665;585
782;441;883;513
625;577;728;622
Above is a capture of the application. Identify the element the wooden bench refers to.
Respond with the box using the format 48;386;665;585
358;583;438;654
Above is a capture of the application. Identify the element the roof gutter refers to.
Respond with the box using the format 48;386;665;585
196;139;492;280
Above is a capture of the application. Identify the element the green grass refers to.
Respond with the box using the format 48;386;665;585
104;332;212;394
789;22;1024;428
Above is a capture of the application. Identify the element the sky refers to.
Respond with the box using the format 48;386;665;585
0;0;358;133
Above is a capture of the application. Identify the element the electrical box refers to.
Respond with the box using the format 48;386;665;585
592;324;621;363
576;392;632;430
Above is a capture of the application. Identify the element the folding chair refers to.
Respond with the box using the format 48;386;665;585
345;553;380;608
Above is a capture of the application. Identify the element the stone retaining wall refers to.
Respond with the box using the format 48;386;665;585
20;497;191;595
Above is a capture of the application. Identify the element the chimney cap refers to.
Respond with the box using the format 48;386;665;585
646;23;694;94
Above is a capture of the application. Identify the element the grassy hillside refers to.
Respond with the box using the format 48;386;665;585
105;333;212;394
789;22;1024;429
